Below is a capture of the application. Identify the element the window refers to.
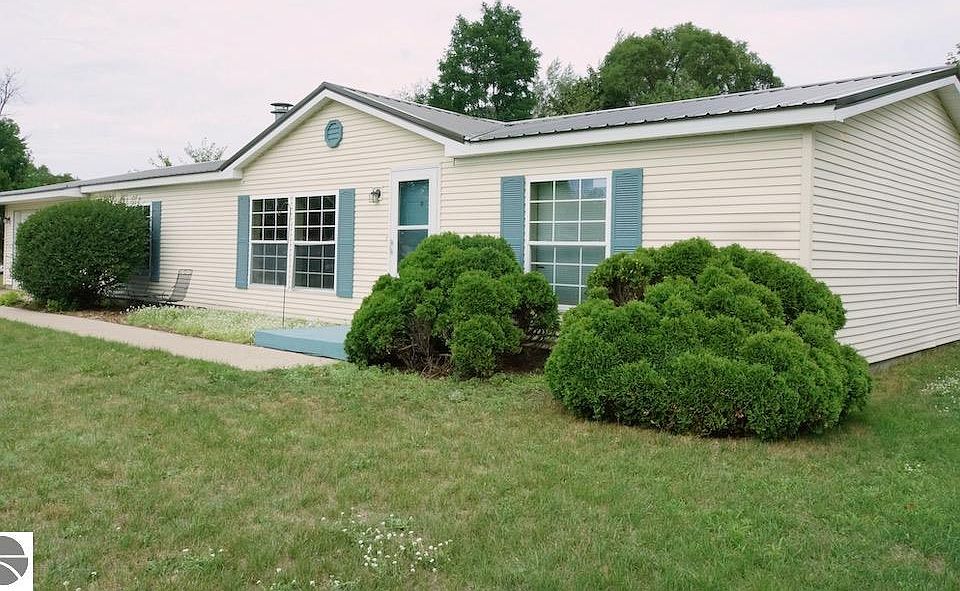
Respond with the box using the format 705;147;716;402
249;195;337;289
250;197;289;286
527;176;608;306
293;195;336;289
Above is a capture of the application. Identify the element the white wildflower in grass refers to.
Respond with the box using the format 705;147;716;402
326;511;452;582
905;462;924;473
920;372;960;414
125;305;328;344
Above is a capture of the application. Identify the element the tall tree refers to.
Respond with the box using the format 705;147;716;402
426;1;540;121
948;43;959;65
597;23;782;108
0;118;31;191
0;117;73;191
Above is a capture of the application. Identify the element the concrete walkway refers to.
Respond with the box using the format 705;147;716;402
0;307;337;371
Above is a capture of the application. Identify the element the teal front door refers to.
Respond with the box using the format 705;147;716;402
390;167;438;274
397;179;429;264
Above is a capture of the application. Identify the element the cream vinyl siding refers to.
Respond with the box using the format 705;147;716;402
98;100;443;323
812;92;960;363
444;128;806;262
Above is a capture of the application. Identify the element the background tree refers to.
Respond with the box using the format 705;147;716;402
184;138;227;163
597;23;782;108
0;70;74;261
0;117;74;191
533;60;602;117
0;118;31;191
0;69;23;117
150;137;227;167
148;150;174;168
425;1;540;121
948;43;959;65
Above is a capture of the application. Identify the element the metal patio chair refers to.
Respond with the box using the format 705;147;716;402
152;269;193;305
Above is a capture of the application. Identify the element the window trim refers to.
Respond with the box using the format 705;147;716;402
248;191;339;292
524;171;613;308
388;165;441;275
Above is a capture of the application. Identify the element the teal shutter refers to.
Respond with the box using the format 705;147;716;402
236;195;250;289
149;201;162;281
336;188;356;298
500;175;526;265
611;169;644;253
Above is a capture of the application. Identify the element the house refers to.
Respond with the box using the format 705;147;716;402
1;65;959;364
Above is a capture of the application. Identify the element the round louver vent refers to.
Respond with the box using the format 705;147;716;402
325;119;343;148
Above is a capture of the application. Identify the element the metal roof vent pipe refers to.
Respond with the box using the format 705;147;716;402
270;102;293;121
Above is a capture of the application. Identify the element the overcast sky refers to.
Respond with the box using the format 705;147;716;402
2;0;957;179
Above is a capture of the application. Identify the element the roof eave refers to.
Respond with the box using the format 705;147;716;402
0;186;83;204
834;66;959;108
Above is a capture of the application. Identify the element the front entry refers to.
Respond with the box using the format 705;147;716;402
389;166;438;274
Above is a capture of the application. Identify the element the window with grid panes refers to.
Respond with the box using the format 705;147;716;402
250;197;289;286
527;177;608;306
293;195;336;289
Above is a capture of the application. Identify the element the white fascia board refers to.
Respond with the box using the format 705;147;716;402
222;89;462;174
78;170;239;194
445;105;838;157
0;187;83;204
833;77;959;122
934;79;960;133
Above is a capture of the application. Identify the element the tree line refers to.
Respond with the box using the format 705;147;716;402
411;1;959;122
0;70;74;192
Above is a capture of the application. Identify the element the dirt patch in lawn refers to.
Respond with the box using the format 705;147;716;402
64;309;129;324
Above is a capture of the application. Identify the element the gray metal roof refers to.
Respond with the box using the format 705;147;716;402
472;65;959;141
0;160;223;197
326;83;504;140
3;64;956;198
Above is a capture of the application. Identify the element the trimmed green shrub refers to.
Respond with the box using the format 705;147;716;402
345;233;559;378
11;199;148;309
547;238;870;439
0;290;25;307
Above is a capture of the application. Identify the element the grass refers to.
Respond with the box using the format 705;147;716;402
0;319;958;589
125;305;328;344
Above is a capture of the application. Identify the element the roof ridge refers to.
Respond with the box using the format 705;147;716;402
330;83;506;125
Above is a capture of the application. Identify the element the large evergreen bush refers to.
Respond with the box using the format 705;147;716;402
12;199;148;309
345;233;559;378
545;238;870;439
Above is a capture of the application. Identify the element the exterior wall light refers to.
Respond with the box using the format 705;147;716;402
369;188;382;204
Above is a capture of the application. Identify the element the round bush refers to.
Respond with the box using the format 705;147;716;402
11;199;149;309
546;238;871;439
345;233;559;378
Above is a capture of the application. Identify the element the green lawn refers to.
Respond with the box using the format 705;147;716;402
0;319;957;590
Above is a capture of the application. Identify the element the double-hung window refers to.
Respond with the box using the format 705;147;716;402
251;197;289;286
249;195;337;289
527;176;609;306
293;195;336;289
